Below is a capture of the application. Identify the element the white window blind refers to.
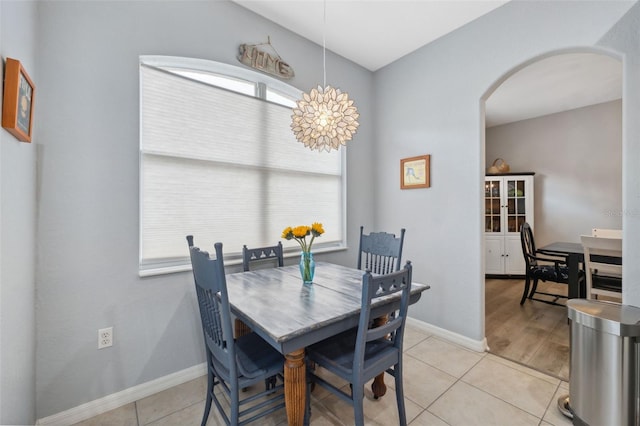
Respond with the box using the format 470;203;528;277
139;58;345;272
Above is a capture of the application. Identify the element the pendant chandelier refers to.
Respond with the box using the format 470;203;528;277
290;1;359;152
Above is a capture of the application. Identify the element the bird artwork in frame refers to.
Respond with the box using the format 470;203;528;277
401;155;430;189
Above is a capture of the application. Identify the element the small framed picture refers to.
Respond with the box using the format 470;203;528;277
401;155;430;189
2;58;35;143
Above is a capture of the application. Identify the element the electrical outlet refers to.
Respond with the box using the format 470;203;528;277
98;327;113;349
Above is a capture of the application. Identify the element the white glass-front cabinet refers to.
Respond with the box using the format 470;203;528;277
484;173;534;275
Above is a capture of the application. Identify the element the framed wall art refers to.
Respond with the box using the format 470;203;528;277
400;154;430;189
2;58;35;143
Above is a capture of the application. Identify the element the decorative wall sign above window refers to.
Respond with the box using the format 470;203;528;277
237;37;295;80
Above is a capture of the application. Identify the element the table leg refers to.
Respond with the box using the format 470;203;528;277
371;315;388;399
567;253;581;299
284;348;306;426
234;318;251;339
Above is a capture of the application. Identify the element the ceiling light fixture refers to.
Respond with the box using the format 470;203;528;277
290;1;359;152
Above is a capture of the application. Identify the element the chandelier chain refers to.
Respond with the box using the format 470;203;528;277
323;0;326;88
289;0;360;152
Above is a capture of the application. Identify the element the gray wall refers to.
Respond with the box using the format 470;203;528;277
373;1;640;341
34;0;373;420
486;100;623;247
0;1;38;424
3;0;640;423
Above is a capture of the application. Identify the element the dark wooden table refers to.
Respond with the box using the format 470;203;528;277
538;242;585;299
225;262;429;426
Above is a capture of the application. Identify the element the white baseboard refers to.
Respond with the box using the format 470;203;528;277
37;319;487;425
407;317;489;353
36;363;206;426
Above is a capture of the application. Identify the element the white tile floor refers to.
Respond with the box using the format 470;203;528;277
73;324;573;425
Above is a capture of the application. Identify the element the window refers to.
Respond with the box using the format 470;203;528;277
139;56;345;275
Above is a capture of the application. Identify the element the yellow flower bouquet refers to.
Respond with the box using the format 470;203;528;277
282;222;324;284
281;222;325;253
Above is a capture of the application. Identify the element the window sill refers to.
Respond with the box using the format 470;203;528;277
139;245;348;278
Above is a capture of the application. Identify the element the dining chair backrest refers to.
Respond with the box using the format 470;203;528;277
591;228;622;239
357;226;406;274
242;242;284;271
581;235;622;300
187;237;238;381
520;222;538;267
304;261;413;425
357;262;413;360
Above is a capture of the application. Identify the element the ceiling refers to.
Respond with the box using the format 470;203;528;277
234;0;509;72
233;0;622;127
485;53;621;127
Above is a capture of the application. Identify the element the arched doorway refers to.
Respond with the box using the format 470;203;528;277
481;49;623;380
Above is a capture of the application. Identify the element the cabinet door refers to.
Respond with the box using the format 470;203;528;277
504;237;525;275
505;177;532;235
484;178;503;234
485;237;504;275
484;174;533;275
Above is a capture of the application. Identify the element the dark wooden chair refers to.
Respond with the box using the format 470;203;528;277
357;226;406;274
520;222;575;305
186;236;285;426
304;261;413;426
235;242;284;338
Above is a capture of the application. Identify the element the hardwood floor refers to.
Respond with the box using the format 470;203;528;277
485;277;570;381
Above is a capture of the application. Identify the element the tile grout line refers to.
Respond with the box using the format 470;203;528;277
463;360;564;423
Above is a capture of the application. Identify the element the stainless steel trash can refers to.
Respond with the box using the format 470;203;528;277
568;299;640;426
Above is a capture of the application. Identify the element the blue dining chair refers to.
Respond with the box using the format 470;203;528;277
357;226;406;274
242;242;284;271
304;261;413;426
186;236;285;426
235;242;285;339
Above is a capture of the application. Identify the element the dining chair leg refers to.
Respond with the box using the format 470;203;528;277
201;371;213;426
520;276;531;305
230;383;240;426
393;364;407;426
352;384;365;426
528;278;540;300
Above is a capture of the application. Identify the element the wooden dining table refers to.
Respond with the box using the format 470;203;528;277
224;261;430;426
538;241;622;299
538;241;586;299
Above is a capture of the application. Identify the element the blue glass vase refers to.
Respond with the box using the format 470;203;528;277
299;251;315;285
